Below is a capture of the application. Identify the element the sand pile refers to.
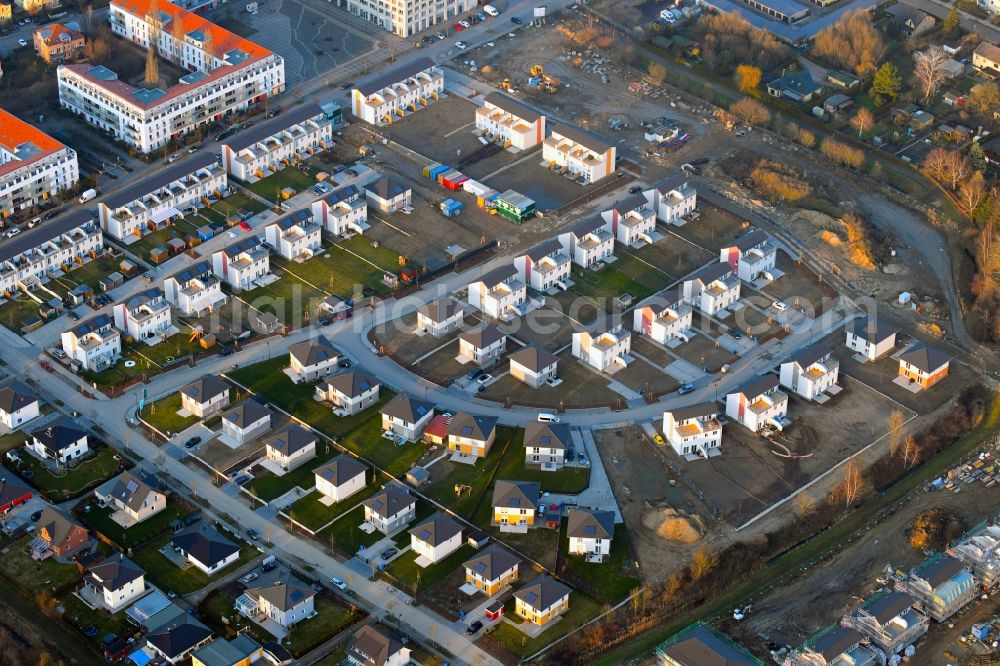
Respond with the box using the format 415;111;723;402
645;507;705;543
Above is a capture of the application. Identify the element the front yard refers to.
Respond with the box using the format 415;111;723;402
487;594;603;657
317;505;387;556
241;165;320;201
384;544;476;598
139;392;202;436
76;499;193;550
15;446;129;501
337;413;425;477
287;484;381;532
286;596;361;657
131;532;259;596
559;524;639;604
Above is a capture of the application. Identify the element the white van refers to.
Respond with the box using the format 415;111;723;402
483;4;499;15
537;413;560;423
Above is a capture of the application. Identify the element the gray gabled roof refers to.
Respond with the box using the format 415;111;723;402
735;374;779;400
365;175;409;201
524;421;570;450
313;454;367;487
223;103;325;152
356;56;435;96
666;402;718;422
483;91;543;123
171;525;239;568
566;508;614;540
181;374;229;404
147;621;213;659
30;419;87;454
810;627;862;661
101;153;219;209
87;553;144;592
899;342;950;374
381;393;434;424
861;591;915;625
221;401;270;429
789;342;833;368
849;318;898;345
729;229;770;252
477;264;519;288
657;624;762;666
914;555;966;588
509;346;558;373
447;412;497;442
458;324;505;350
363;487;415;519
288;335;340;367
264;425;316;457
514;574;571;611
0;475;31;508
408;512;462;547
551;123;613;153
324;371;379;399
463;545;520;580
0;210;94;265
103;470;158;513
37;506;86;548
247;578;316;612
568;214;608;237
0;383;38;415
688;262;734;284
417;298;462;324
524;238;563;261
492;480;540;510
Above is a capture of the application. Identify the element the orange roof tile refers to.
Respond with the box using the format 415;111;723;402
0;108;66;180
34;23;85;47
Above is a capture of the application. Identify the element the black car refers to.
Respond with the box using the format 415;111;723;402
628;185;642;194
362;287;376;297
44;210;60;220
184;436;202;449
467;620;484;635
218;346;234;357
380;546;398;561
68;310;80;321
30;510;42;522
247;528;261;541
340;81;354;90
510;16;523;24
338;359;351;368
727;327;743;339
318;316;333;326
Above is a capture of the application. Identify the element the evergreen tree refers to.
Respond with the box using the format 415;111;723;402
871;62;902;104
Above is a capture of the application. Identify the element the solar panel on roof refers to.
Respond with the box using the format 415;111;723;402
525;592;537;603
584;526;596;536
419;529;430;540
510;498;519;507
462;426;473;435
126;479;139;493
539;436;550;445
475;562;486;573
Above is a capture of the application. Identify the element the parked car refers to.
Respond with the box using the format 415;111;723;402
184;436;202;449
43;210;60;220
677;383;695;395
262;560;279;573
510;16;523;24
455;40;468;49
340;81;354;90
338;359;351;368
17;38;27;47
68;310;80;321
380;546;398;561
4;228;21;238
240;572;259;584
453;23;464;30
247;528;261;541
30;510;42;522
467;620;484;635
578;453;589;465
458;19;470;27
434;31;446;40
330;577;348;591
772;301;788;312
218;346;234;357
477;373;492;384
727;327;742;339
628;185;642;194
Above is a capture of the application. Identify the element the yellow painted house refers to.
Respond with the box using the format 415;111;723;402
514;575;571;626
491;480;540;531
463;545;521;597
190;635;262;666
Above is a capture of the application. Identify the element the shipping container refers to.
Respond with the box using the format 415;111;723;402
429;165;451;181
422;162;443;179
442;174;469;191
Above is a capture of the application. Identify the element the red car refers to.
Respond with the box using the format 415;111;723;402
239;221;251;231
453;23;464;30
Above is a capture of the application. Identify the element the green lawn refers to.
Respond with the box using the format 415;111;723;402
241;269;327;327
0;294;46;332
213;191;267;218
16;447;128;501
423;428;519;520
199;588;276;645
0;536;81;593
0;430;28;455
560;524;639;604
569;253;671;311
489;594;603;657
337;235;401;273
243;166;319;201
50;258;120;296
287;484;381;532
385;544;475;597
274;244;391;300
59;593;133;646
131;533;259;595
338;413;425;477
491;429;590;495
286;596;360;657
85;334;213;389
76;500;192;550
126;219;202;262
139;392;203;436
317;505;386;556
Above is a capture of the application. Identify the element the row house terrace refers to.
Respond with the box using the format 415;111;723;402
513;238;570;292
632;288;692;345
643;173;697;225
212;236;270;290
350;57;444;126
682;262;741;316
601;193;656;247
221;103;332;181
558;215;614;269
99;153;226;240
0;211;102;296
542;123;616;183
163;260;227;316
720;229;778;283
263;209;321;261
475;92;545;150
311;184;369;236
467;264;526;320
113;287;176;344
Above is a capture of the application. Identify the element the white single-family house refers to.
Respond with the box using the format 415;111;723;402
264;425;317;471
171;525;240;576
85;554;146;612
314;454;368;503
509;346;559;388
663;403;723;458
632;289;693;345
317;371;381;415
513;239;571;292
720;229;777;283
237;578;317;628
61;314;121;372
558;216;614;269
212;237;270;290
264;209;322;262
288;336;341;382
163;260;227;317
179;374;231;418
29;421;89;463
409;513;463;564
845;318;898;362
682;263;741;316
572;324;631;372
363;487;417;534
779;344;840;400
416;299;464;336
113;288;173;343
458;324;507;367
567;508;615;558
725;375;789;433
467;265;526;319
347;625;411;666
381;394;434;440
220;401;271;445
365;175;412;213
524;421;570;470
0;384;40;430
95;470;167;525
311;184;369;236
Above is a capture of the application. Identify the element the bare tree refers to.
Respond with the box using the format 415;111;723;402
813;10;884;76
689;545;717;580
924;148;971;190
730;96;771;126
647;61;668;84
735;63;762;93
832;461;864;507
850;107;874;137
913;46;948;104
960;171;988;217
887;409;904;455
900;436;921;469
145;42;160;86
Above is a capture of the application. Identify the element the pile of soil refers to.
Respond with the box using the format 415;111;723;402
908;508;967;551
646;507;705;543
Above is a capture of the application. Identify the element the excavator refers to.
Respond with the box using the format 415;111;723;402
528;64;559;93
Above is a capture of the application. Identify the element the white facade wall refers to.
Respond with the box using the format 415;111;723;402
411;532;461;563
351;67;444;125
315;470;365;502
113;297;172;341
0;145;79;217
779;358;840;400
846;331;896;361
224;118;332;181
30;435;89;463
572;329;631;372
101;575;146;611
0;219;102;295
632;304;693;344
342;0;475;37
265;222;322;261
311;196;368;236
663;412;722;457
0;400;40;430
61;325;121;371
467;279;526;319
568;536;611;556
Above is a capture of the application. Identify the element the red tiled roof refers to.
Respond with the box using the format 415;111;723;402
34;23;85;47
0;108;66;180
424;414;450;440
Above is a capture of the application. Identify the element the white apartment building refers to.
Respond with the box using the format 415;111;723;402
542;124;616;183
458;324;507;367
340;0;475;37
409;513;463;564
57;0;285;154
0;108;79;217
467;265;526;319
113;287;174;343
98;154;226;241
643;174;697;225
720;229;777;282
513;239;571;292
476;92;545;150
725;374;789;433
351;58;444;125
163;260;227;316
0;211;103;296
559;216;614;269
317;371;381;415
682;262;741;315
264;209;322;261
845;318;898;362
311;184;369;236
663;403;723;458
779;343;840;400
572;325;631;372
61;314;122;372
632;289;693;345
212;237;270;290
601;194;655;247
221;103;332;181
